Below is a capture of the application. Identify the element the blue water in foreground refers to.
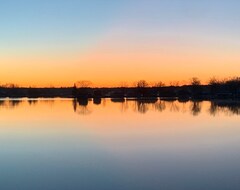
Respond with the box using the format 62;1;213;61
0;98;240;190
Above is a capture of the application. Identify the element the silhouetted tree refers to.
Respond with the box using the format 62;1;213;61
208;77;226;97
190;77;202;98
75;80;92;88
190;77;201;86
136;80;148;88
154;81;165;88
225;77;240;96
136;80;149;97
74;80;92;98
169;81;179;87
209;77;221;96
72;83;77;97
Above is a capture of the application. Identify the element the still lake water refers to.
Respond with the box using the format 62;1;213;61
0;98;240;190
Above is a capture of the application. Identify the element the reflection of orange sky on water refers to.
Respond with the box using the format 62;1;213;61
1;99;239;131
1;99;240;157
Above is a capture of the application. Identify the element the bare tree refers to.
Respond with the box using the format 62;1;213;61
135;80;149;97
136;80;148;88
190;77;201;86
208;77;222;95
154;81;165;88
75;80;92;88
73;80;92;98
4;83;19;88
190;77;202;98
169;81;179;87
209;77;218;86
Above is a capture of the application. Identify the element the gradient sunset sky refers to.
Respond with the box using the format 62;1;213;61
1;0;240;87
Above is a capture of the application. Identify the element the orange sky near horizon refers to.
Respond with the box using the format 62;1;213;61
1;0;240;87
1;38;239;87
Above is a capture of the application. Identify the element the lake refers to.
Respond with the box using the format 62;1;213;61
0;98;240;190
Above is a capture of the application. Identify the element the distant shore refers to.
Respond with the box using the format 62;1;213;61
0;84;239;100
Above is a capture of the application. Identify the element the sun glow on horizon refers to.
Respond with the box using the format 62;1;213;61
0;0;240;87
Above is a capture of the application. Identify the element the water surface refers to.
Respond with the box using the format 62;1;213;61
0;98;240;190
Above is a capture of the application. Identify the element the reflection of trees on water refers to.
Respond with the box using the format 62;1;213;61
8;99;22;108
129;99;240;116
168;101;180;112
209;102;218;116
227;105;240;115
93;98;101;105
209;101;240;116
111;98;129;112
136;101;149;114
40;99;55;106
0;99;23;109
132;99;158;114
180;102;188;113
120;101;129;112
102;98;107;107
111;98;125;103
72;99;92;115
131;100;147;114
0;100;5;107
28;99;38;105
154;101;166;112
190;101;202;116
1;98;239;117
0;99;55;109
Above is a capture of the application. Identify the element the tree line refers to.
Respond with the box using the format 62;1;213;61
72;77;240;100
0;77;239;99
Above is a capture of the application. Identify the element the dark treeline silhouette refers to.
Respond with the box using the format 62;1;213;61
1;77;240;99
72;78;240;101
0;87;73;98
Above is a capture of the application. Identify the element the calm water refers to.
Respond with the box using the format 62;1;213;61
0;98;240;190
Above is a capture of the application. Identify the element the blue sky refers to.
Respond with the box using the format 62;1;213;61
0;0;127;52
1;0;239;52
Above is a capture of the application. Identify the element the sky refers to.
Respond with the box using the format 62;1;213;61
0;0;240;87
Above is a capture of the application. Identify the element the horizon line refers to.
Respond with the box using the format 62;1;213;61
1;76;239;88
